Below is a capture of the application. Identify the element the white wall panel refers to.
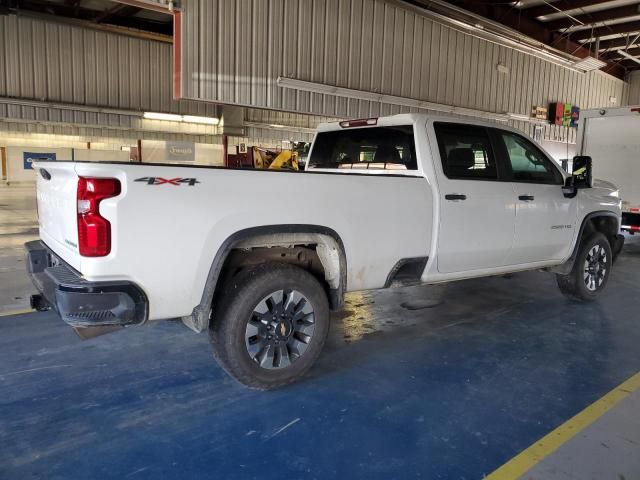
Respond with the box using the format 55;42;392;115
180;0;627;134
0;15;218;118
628;71;640;105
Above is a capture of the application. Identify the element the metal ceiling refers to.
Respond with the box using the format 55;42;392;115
0;0;173;36
441;0;640;72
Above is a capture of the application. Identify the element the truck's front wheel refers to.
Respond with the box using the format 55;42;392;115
556;232;612;301
209;263;330;389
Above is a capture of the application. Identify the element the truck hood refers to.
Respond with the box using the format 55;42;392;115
592;178;619;197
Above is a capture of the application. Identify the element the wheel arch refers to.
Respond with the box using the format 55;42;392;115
551;211;620;275
185;225;347;333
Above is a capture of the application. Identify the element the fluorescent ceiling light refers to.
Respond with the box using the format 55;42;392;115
143;112;183;122
183;115;219;125
571;56;606;72
144;112;220;125
244;121;316;134
277;77;510;122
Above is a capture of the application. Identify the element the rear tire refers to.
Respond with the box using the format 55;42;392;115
556;232;612;302
209;263;330;390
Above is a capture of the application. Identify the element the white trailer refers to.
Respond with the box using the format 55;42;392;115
577;106;640;234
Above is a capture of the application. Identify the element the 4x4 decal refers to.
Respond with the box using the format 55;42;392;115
135;177;200;186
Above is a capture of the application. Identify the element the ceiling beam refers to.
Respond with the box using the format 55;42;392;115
544;4;640;31
6;8;172;42
523;0;614;19
572;20;640;41
591;34;640;49
616;59;640;68
618;49;640;64
3;0;172;35
603;46;640;59
94;4;141;23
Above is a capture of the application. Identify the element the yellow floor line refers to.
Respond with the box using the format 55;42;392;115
0;308;35;317
485;371;640;480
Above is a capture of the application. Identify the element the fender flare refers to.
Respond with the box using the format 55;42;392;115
551;211;620;275
187;225;347;332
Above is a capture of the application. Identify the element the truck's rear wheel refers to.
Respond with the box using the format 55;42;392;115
209;263;330;389
556;232;612;302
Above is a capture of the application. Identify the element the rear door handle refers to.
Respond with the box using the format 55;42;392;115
445;194;467;201
518;195;535;201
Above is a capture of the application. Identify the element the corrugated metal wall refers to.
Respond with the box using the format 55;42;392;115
180;0;628;142
627;71;640;106
0;15;218;119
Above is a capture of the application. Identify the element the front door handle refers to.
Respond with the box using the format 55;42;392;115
518;195;535;201
445;194;467;201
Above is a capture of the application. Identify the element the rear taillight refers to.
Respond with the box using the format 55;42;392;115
77;177;121;257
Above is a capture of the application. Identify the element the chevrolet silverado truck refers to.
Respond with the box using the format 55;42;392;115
25;114;624;389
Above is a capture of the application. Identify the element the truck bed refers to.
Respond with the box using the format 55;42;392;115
33;160;433;320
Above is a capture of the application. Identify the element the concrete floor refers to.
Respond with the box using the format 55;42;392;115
522;387;640;480
0;185;38;313
1;184;640;479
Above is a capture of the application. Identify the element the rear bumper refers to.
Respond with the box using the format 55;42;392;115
24;240;148;328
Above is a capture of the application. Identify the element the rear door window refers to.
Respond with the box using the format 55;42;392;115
434;122;499;180
307;126;417;170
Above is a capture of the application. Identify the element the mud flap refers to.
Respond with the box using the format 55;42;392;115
611;234;625;263
73;325;123;340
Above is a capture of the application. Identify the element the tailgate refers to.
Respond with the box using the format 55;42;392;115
33;161;82;271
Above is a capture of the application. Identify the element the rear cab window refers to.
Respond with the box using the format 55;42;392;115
307;126;418;171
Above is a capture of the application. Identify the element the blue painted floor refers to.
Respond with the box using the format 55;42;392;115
1;238;640;480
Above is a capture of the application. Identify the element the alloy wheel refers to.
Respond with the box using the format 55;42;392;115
244;289;316;369
584;244;608;292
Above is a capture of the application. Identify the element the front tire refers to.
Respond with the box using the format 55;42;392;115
556;232;612;302
209;263;330;389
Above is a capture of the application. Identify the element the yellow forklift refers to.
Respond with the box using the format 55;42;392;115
252;147;299;170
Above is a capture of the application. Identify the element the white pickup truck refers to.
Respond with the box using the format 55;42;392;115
26;114;624;389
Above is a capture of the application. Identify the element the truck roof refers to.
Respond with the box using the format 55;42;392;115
317;112;520;133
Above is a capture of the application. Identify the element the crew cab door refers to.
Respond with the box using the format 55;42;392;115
431;122;516;273
493;130;577;264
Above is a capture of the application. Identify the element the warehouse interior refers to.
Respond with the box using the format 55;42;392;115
1;0;640;479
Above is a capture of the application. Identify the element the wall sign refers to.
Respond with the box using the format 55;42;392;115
166;141;195;162
24;152;56;170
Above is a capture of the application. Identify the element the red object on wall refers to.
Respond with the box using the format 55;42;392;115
549;102;565;125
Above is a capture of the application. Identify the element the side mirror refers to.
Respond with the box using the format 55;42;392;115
562;176;577;198
572;155;592;188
